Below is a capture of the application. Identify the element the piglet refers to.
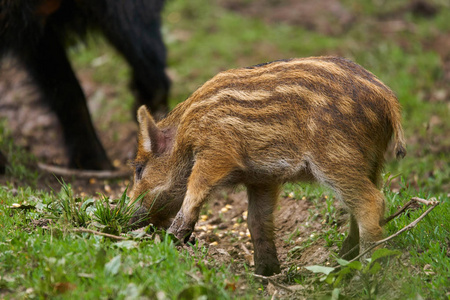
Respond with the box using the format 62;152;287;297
129;56;406;276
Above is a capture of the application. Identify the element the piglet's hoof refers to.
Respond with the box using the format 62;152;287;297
169;230;195;245
167;211;194;244
167;232;183;245
186;234;196;246
167;226;194;244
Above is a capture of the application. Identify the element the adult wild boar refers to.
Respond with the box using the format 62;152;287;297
129;56;406;276
0;0;169;170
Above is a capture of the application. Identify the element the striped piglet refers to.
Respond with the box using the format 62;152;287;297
129;56;406;275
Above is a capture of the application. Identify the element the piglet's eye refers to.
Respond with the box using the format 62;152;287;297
135;164;144;181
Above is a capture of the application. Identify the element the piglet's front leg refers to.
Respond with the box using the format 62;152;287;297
167;210;195;244
168;157;233;244
167;189;209;244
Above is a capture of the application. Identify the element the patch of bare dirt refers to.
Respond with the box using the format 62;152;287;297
29;218;53;229
0;57;137;170
0;56;137;195
191;189;341;279
218;0;355;35
0;59;65;166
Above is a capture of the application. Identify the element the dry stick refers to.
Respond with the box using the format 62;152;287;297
71;228;128;240
381;197;437;226
185;271;202;284
339;244;359;261
347;199;440;264
240;243;252;256
410;197;438;206
271;290;279;300
248;196;432;294
381;199;415;226
38;162;131;179
341;197;438;259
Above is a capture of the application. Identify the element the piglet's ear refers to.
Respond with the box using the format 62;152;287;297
137;106;172;155
137;106;161;154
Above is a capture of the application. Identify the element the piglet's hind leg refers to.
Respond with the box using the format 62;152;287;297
247;183;281;276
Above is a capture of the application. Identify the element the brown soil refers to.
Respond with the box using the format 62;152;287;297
193;189;342;273
0;59;138;169
218;0;355;35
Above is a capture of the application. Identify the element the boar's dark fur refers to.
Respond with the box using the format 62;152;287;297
0;0;169;170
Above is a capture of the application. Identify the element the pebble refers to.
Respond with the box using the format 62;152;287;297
113;159;121;167
217;223;228;230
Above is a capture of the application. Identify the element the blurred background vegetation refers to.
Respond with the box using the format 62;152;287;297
68;0;450;193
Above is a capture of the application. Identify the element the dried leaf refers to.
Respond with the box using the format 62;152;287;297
53;282;77;294
224;280;236;291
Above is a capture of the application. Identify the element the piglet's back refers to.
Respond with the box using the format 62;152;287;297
166;57;403;162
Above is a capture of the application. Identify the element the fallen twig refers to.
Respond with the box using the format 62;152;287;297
197;216;222;226
381;196;435;226
70;228;128;240
381;199;415;226
410;197;439;206
337;197;440;266
339;244;359;261
347;197;440;264
38;162;132;179
185;271;202;283
240;243;252;256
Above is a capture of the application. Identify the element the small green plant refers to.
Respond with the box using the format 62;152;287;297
46;179;93;227
92;187;146;235
306;248;402;299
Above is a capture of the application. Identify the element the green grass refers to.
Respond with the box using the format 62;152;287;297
0;186;254;299
2;0;450;298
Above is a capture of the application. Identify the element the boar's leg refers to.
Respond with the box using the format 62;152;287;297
247;183;281;276
95;0;170;118
168;156;234;243
0;151;7;174
24;28;113;170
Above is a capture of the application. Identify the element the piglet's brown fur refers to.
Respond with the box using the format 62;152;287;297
130;56;406;276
